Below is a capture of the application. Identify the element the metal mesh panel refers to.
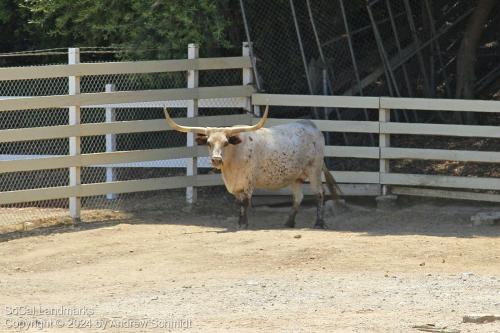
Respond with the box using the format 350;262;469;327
241;0;485;102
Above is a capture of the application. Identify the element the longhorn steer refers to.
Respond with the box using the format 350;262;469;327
164;106;340;229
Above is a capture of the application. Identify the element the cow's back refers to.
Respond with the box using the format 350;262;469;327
249;120;324;190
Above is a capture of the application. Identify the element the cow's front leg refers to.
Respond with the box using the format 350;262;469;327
235;193;250;229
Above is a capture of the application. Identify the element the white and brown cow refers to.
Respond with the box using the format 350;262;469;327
164;106;340;229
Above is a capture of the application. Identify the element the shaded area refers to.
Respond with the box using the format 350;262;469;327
1;187;499;243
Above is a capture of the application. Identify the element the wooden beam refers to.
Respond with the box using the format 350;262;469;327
0;174;223;205
381;173;500;191
0;114;252;143
0;85;255;112
392;186;500;203
252;93;379;109
382;147;500;163
381;97;500;113
255;118;379;133
325;146;379;159
0;57;252;81
381;122;500;138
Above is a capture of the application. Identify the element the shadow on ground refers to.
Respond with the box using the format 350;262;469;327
1;188;499;243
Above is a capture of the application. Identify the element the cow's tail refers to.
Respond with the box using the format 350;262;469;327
322;162;342;201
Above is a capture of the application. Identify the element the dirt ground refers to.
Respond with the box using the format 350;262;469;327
0;193;499;333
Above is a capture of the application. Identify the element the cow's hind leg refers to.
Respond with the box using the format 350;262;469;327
309;169;326;229
285;181;303;228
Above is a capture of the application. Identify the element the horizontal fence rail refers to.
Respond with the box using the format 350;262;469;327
380;122;500;138
0;86;254;112
0;57;252;81
0;114;252;143
252;93;379;109
380;97;500;112
0;174;224;205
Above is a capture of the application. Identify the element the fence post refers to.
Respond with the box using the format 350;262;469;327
105;83;117;200
186;43;199;204
242;42;257;117
68;48;81;221
379;106;390;196
242;42;260;117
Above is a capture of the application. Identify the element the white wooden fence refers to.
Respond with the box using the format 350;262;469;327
1;46;499;223
252;93;500;202
0;44;254;221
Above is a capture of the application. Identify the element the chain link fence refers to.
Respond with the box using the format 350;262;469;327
242;0;483;98
0;47;246;231
240;0;500;176
241;0;498;120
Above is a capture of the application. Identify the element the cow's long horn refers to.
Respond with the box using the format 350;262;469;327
225;105;269;135
163;108;207;135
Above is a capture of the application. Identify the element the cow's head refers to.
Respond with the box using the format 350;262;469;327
163;106;269;169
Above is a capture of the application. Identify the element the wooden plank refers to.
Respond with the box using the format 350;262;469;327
0;57;252;81
0;155;77;173
381;173;500;191
254;118;379;133
81;114;251;137
0;186;78;205
80;174;223;197
381;97;500;113
78;85;255;108
0;125;77;143
327;171;379;184
80;147;205;167
380;122;500;138
382;147;500;163
0;114;252;143
0;174;223;205
392;186;500;203
0;85;255;112
252;93;379;109
0;172;371;205
0;97;246;109
0;147;202;174
325;146;379;159
255;184;381;197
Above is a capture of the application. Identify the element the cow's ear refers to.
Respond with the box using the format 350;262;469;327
228;135;242;145
195;134;208;145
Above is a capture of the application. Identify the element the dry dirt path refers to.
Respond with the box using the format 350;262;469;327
0;200;499;332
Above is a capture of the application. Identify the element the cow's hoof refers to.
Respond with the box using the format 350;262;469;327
238;222;248;230
284;219;295;228
313;221;327;229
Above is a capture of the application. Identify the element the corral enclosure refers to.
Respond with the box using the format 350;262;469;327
0;45;499;333
0;45;500;232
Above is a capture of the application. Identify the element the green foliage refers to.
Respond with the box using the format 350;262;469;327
2;0;239;59
0;0;32;52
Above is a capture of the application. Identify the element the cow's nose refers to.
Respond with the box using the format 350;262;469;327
211;157;222;165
